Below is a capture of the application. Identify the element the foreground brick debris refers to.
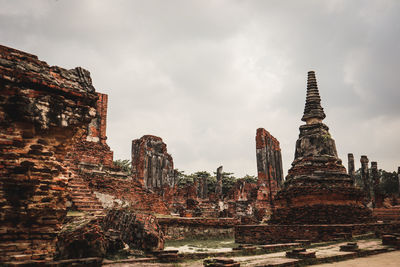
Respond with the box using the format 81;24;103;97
1;45;400;266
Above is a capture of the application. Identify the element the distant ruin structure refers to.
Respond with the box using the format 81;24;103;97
270;71;373;224
215;166;223;198
360;155;371;203
255;128;283;203
348;153;355;183
398;167;400;197
371;161;382;208
131;135;175;190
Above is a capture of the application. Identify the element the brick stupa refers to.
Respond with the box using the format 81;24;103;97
269;71;374;224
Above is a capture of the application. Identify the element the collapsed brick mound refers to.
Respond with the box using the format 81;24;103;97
102;207;164;251
56;208;164;260
270;204;374;225
56;215;119;259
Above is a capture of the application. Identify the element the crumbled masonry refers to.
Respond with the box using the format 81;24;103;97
131;135;175;190
0;44;98;262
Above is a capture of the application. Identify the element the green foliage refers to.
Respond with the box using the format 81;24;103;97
239;174;258;184
379;169;399;196
176;169;194;187
354;168;399;197
113;159;131;174
176;169;258;197
206;176;217;194
221;172;236;196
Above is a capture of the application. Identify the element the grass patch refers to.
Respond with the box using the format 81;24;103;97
165;237;237;250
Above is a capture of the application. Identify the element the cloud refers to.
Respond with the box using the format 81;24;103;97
1;0;399;176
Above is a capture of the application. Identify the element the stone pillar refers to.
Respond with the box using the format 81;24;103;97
131;135;174;190
203;176;208;199
360;155;371;203
371;161;379;208
348;153;355;184
256;128;283;201
215;166;223;199
198;176;204;199
398;166;400;197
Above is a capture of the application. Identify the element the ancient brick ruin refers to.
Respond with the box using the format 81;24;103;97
0;45;170;264
255;128;283;208
215;166;223;199
3;43;399;265
347;153;355;183
360;155;371;203
64;92;115;212
131;135;175;190
67;92;113;168
371;161;382;208
0;45;98;262
269;71;373;224
256;128;283;191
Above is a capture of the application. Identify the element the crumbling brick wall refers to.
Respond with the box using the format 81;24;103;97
66;92;113;169
0;45;98;262
81;170;170;215
256;128;283;199
131;135;175;189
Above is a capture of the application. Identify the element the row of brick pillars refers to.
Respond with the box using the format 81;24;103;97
347;153;398;208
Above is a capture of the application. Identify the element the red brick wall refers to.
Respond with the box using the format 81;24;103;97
0;45;98;263
235;222;400;244
255;128;283;201
81;171;169;215
131;135;175;189
66;92;114;169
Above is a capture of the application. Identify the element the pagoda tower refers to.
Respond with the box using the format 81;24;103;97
270;71;374;224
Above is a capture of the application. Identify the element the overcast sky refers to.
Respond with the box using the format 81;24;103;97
1;0;399;177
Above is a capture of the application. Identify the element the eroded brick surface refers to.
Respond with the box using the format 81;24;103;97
256;128;283;193
81;169;169;214
0;44;98;262
65;92;114;213
132;135;175;189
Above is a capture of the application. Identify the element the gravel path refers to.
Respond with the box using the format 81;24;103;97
314;250;400;267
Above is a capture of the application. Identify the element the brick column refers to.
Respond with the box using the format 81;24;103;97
215;166;223;199
360;155;371;203
371;161;379;208
348;153;355;184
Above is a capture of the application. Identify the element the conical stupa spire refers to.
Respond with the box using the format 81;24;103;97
301;71;326;122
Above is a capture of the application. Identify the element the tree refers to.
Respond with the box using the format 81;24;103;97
176;169;194;188
221;172;236;196
113;159;131;174
239;174;258;184
379;169;399;197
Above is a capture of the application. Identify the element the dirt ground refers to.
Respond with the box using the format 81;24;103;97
314;250;400;267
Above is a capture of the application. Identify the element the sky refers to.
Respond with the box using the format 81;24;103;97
1;0;399;177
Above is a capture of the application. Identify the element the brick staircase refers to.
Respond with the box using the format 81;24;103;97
68;177;104;212
198;200;219;217
373;206;400;222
